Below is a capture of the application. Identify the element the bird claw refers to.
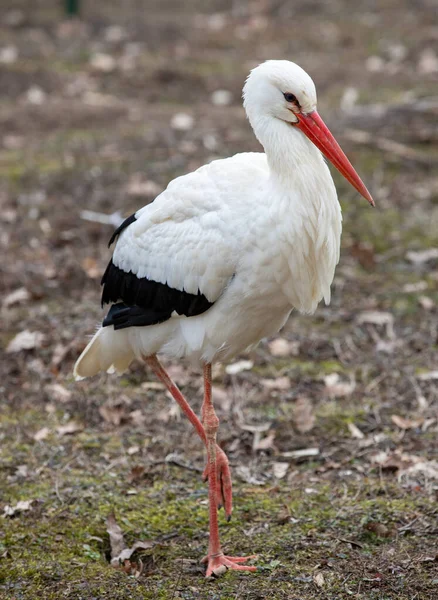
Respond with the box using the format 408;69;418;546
202;552;257;578
202;445;232;518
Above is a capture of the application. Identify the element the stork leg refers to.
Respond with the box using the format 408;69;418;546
201;363;232;518
144;355;231;513
201;363;257;577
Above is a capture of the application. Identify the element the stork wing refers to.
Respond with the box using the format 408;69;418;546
101;185;238;329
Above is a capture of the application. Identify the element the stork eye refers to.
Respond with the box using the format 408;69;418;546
283;92;297;103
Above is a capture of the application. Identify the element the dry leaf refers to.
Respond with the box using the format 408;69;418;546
33;427;50;441
281;448;319;459
211;386;231;411
356;311;395;338
348;422;365;439
417;370;438;381
56;422;83;436
170;112;193;131
269;338;293;357
126;175;161;198
418;296;434;310
99;404;127;426
6;330;45;353
106;513;153;566
364;522;397;538
3;500;33;517
273;462;289;479
2;287;30;308
314;572;325;588
399;460;438;481
107;512;125;563
292;397;315;433
225;360;253;375
90;52;116;72
324;373;355;397
128;465;145;484
129;409;146;427
406;248;438;265
391;414;424;430
255;432;276;451
260;376;291;391
45;383;71;403
235;465;266;485
81;257;100;279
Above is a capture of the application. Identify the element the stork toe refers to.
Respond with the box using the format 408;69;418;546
203;553;257;578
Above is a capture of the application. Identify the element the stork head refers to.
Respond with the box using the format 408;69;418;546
243;60;374;206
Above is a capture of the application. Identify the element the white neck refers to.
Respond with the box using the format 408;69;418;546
250;114;325;183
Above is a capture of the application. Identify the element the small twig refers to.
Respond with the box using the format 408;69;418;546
336;537;363;549
344;129;436;166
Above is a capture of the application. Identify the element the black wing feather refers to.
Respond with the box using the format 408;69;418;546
101;261;214;330
108;213;137;248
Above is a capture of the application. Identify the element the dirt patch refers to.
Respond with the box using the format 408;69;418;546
1;1;438;599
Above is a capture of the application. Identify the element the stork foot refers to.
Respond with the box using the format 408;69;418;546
202;552;257;578
202;445;232;518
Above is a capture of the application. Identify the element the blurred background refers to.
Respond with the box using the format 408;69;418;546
1;1;437;599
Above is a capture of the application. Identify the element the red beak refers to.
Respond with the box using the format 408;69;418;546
295;110;375;206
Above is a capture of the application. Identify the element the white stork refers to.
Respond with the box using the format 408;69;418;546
74;60;374;577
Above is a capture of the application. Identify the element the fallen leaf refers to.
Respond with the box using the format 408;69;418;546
211;89;233;106
356;311;395;338
107;512;125;563
45;383;72;403
324;373;356;398
350;241;375;270
56;422;83;436
126;175;161;198
141;381;165;390
255;432;276;451
399;460;438;481
417;370;438;381
6;330;45;353
225;360;254;375
281;448;320;460
260;376;291;391
418;296;434;310
211;385;231;411
2;287;30;308
364;522;397;538
314;572;325;588
106;513;153;567
406;248;438;265
235;465;267;485
418;48;438;74
273;462;289;479
170;112;193;131
33;427;50;441
268;337;299;357
348;422;365;439
90;52;116;72
3;500;33;517
99;403;127;426
391;414;424;430
403;281;428;293
130;409;146;427
292;397;315;433
81;257;100;279
128;465;145;484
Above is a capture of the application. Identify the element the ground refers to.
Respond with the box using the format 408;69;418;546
1;1;438;599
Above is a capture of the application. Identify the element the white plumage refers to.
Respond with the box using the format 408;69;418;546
74;59;374;378
74;59;373;577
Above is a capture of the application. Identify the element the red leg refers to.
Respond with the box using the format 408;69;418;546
144;356;230;513
201;363;257;578
201;364;233;519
